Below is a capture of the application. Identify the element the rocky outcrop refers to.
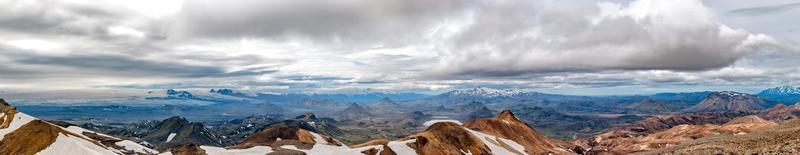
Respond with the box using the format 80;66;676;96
0;98;17;129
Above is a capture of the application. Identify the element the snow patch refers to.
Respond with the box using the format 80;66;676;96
466;128;526;154
37;133;118;155
423;119;462;126
201;146;273;155
115;140;157;154
386;139;417;155
166;133;177;142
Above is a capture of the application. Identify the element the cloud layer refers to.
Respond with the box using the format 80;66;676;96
0;0;797;94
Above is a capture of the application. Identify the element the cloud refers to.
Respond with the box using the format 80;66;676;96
0;46;277;78
0;0;797;95
727;2;800;16
431;0;780;77
168;0;470;48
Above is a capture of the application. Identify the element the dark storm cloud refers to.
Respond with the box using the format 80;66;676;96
169;0;470;47
728;2;800;16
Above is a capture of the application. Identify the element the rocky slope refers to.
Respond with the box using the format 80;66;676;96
646;118;800;154
591;115;778;153
683;91;770;113
0;98;155;155
759;103;800;122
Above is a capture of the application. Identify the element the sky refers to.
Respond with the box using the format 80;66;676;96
0;0;798;95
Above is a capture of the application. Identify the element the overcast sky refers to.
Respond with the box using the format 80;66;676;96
0;0;798;95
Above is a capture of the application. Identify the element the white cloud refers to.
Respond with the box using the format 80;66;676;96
432;0;780;77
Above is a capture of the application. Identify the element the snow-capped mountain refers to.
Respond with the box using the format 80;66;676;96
758;85;800;104
442;87;527;98
0;99;155;155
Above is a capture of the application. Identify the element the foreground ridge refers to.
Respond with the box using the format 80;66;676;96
0;98;156;155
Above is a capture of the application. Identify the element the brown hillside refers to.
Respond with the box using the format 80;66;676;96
645;118;800;154
405;122;492;155
591;115;778;154
463;110;572;155
0;120;62;154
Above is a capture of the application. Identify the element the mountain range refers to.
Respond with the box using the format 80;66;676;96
4;85;800;154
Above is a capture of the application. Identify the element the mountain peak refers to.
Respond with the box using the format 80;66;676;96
295;112;318;121
759;85;800;95
497;110;518;121
166;89;194;98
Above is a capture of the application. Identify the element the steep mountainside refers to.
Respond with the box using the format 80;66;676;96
0;99;155;154
683;91;770;113
757;85;800;104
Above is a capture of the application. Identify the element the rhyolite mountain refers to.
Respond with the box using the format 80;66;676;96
683;91;774;113
758;85;800;104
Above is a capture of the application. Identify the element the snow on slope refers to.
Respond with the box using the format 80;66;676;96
37;133;119;155
166;133;177;142
423;119;463;126
116;140;157;154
